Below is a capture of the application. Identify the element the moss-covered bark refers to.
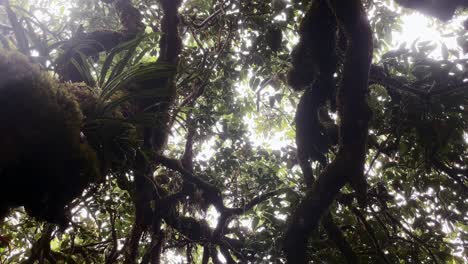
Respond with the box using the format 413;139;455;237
0;51;100;226
283;0;373;262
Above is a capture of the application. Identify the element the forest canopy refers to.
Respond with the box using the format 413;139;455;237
0;0;467;263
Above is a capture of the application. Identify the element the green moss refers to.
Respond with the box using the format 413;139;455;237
83;118;138;175
61;82;100;119
0;51;100;225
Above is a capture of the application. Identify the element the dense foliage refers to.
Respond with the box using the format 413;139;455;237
0;0;467;263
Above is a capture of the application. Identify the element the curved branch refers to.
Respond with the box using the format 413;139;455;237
191;8;224;29
155;154;224;210
226;188;289;217
283;0;373;262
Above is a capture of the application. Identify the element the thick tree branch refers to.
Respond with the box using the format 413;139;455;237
23;224;54;264
140;218;164;264
4;1;28;55
155;152;286;262
181;117;196;172
122;222;144;264
226;188;289;217
155;154;224;210
219;245;237;264
156;153;288;218
131;0;182;238
283;0;373;262
158;0;182;64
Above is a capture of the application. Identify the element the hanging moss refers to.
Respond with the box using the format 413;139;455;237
0;51;100;226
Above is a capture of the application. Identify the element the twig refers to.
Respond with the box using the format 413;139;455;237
350;206;391;264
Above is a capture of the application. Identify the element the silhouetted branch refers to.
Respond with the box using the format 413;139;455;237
350;206;391;264
322;212;359;264
226;188;289;216
284;0;373;262
432;160;468;192
155;154;224;209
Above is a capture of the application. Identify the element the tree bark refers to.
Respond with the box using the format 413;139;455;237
283;0;373;262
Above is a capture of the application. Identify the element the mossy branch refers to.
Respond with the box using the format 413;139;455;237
283;0;373;262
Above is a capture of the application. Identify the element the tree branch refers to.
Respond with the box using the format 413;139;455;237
322;212;360;263
432;159;468;192
226;188;289;216
4;1;29;55
283;0;373;262
155;154;224;210
350;206;391;264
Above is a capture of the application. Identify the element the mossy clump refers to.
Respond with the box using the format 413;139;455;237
287;1;337;92
62;82;100;119
0;51;100;225
83;118;138;175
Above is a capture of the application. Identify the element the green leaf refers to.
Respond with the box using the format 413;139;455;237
100;88;172;114
70;50;95;85
100;34;146;88
100;62;175;102
252;217;260;231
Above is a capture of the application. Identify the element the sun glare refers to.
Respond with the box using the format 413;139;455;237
393;13;440;44
391;12;467;58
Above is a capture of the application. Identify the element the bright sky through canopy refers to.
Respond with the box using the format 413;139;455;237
235;10;468;159
3;1;466;262
391;12;467;59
